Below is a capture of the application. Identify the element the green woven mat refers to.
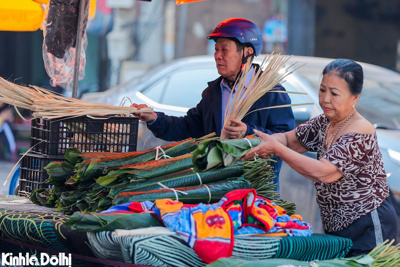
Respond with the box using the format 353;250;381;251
232;233;352;262
83;233;352;266
274;233;352;261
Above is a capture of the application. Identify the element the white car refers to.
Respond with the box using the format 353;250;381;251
82;55;320;149
82;55;400;233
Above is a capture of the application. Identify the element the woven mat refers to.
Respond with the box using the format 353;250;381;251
0;198;352;266
83;232;352;266
233;234;352;262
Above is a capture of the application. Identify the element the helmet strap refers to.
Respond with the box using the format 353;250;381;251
241;46;255;72
241;47;248;65
241;46;254;66
231;47;254;89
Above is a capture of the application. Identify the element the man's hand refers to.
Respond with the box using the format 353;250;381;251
131;104;157;123
222;118;247;139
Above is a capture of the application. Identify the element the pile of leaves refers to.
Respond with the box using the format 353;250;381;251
30;135;295;215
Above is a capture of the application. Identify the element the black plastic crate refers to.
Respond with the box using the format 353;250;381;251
18;153;64;197
30;116;139;156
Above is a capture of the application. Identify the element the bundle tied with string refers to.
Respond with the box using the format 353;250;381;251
192;136;261;172
155;146;172;160
113;177;251;205
156;182;213;204
0;77;153;119
157;182;188;201
220;52;312;140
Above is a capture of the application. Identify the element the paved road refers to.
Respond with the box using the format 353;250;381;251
0;160;18;195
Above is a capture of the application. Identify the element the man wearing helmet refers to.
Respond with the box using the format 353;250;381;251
133;18;295;187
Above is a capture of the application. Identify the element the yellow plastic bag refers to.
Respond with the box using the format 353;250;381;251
0;0;44;31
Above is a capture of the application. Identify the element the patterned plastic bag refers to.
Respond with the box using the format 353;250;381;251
42;0;89;91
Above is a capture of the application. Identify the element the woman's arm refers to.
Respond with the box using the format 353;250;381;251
243;129;343;183
271;129;309;154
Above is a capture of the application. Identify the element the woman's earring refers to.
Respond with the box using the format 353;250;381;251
352;104;355;109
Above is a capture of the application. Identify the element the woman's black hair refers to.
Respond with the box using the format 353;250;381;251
322;58;364;95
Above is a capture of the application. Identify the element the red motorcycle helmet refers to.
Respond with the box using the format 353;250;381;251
208;18;263;56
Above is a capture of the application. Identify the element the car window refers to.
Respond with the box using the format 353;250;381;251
161;68;219;108
281;78;320;123
141;79;168;103
282;81;314;106
357;80;400;128
295;64;400;129
290;63;323;89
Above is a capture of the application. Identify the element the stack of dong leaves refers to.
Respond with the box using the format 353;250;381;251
30;134;295;215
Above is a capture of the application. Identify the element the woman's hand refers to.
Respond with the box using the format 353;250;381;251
131;103;157;123
242;129;278;160
222;118;247;139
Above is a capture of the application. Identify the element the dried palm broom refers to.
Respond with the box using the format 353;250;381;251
220;53;312;140
0;77;153;119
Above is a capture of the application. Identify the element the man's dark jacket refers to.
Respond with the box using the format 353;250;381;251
148;76;295;140
147;72;295;188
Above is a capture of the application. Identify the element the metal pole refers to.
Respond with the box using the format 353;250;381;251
72;0;87;99
176;3;187;59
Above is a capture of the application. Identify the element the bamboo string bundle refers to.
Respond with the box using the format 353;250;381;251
221;53;311;140
0;77;153;119
369;239;400;267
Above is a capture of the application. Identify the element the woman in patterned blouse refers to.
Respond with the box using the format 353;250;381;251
243;58;398;256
